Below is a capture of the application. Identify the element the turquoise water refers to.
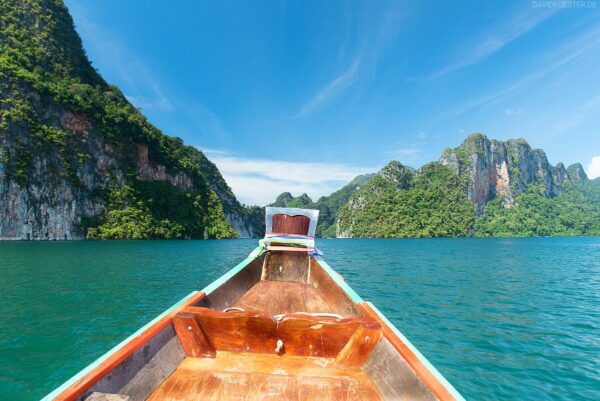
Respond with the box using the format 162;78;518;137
0;238;599;400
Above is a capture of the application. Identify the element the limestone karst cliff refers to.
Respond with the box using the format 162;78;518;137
0;0;263;239
267;134;596;238
439;134;587;213
335;134;595;238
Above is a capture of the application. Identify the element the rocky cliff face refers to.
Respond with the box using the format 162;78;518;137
0;101;115;239
378;161;415;190
0;0;261;239
336;134;589;238
439;134;586;213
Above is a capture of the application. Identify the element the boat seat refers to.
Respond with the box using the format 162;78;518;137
173;306;382;366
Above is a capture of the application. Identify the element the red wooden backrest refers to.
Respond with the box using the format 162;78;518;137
271;214;311;235
173;307;381;364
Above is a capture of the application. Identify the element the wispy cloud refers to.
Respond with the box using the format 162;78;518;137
440;24;600;120
295;52;363;118
69;4;173;113
386;147;423;167
505;108;524;115
415;8;558;80
554;94;600;132
202;148;230;157
294;2;405;118
587;156;600;179
125;84;173;112
177;101;230;140
70;3;230;140
203;151;375;205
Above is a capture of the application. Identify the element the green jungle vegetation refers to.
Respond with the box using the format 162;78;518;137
270;174;374;237
2;1;597;240
0;0;238;239
475;180;600;237
336;164;600;238
337;163;475;238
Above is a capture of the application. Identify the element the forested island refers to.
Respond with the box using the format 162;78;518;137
273;135;600;238
1;1;598;240
0;0;262;240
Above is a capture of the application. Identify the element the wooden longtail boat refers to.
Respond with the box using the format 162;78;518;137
43;208;465;401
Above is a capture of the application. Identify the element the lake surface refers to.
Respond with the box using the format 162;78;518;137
0;238;599;400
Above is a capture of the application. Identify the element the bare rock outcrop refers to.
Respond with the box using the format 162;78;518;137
439;134;583;213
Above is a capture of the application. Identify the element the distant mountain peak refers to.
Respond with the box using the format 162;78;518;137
440;133;586;212
336;133;596;238
378;161;414;190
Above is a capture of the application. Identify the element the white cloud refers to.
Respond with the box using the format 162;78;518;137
204;152;374;206
295;53;363;118
505;108;524;115
554;94;600;133
387;147;423;166
69;4;173;113
587;156;600;179
294;2;405;119
416;131;426;139
440;24;600;120
415;8;558;80
202;148;230;156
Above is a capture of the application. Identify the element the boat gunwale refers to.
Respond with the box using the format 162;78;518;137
42;246;465;401
41;251;263;401
358;302;466;401
314;256;465;401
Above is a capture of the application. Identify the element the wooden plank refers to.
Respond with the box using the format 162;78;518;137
179;351;362;379
53;291;206;401
277;314;363;358
196;257;263;311
364;338;437;401
335;323;382;367
309;259;363;317
173;312;216;358
358;302;456;401
234;281;333;315
86;324;185;401
296;376;346;400
178;307;377;359
262;251;309;283
147;352;383;401
247;374;299;401
183;306;278;354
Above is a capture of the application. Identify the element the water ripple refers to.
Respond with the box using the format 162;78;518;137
0;237;599;400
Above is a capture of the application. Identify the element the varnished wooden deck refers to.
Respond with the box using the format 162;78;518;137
233;280;334;315
147;352;383;401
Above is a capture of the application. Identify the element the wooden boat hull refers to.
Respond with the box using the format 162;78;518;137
42;247;465;401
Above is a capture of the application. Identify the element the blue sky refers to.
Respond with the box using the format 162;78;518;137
65;0;600;205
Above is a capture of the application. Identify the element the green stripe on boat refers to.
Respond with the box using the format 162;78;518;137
365;302;466;401
41;290;201;401
201;247;264;295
